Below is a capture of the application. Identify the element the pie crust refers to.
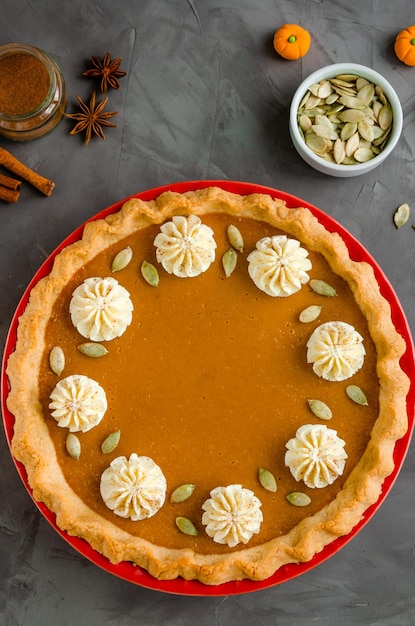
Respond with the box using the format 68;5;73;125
6;186;409;585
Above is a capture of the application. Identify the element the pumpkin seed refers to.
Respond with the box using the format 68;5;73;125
312;124;338;140
259;468;277;492
354;147;375;162
345;132;360;157
372;126;391;147
299;304;322;323
302;106;326;118
371;100;383;120
346;384;368;406
317;80;333;99
335;74;358;82
78;342;109;358
170;483;196;503
338;108;366;123
358;139;372;150
326;108;344;120
378;104;393;130
357;83;375;106
308;398;333;421
309;279;337;297
299;91;311;109
101;430;121;454
112;246;133;272
393;203;410;229
227;224;244;252
286;491;311;507
175;516;198;536
325;93;339;105
342;156;358;165
356;77;370;90
332;76;357;87
339;95;367;110
372;124;387;140
321;152;336;163
340;122;357;141
308;83;321;97
299;114;312;132
66;433;81;460
333;138;346;164
305;132;330;154
141;260;159;287
357;119;375;142
332;84;357;97
375;85;388;104
49;346;65;376
222;248;238;277
304;94;322;110
314;113;332;127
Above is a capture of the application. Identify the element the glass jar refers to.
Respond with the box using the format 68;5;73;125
0;43;67;141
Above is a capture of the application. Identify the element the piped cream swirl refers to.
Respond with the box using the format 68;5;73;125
154;215;216;277
285;424;347;488
70;276;133;342
307;321;365;381
247;235;312;297
100;454;167;521
201;484;263;547
49;374;107;432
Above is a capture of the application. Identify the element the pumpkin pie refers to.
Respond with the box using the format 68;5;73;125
6;186;409;585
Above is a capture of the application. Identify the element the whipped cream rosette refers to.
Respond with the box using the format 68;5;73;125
49;374;107;433
100;454;167;521
285;424;347;488
70;276;133;342
247;235;312;297
154;215;216;277
307;321;365;381
202;484;263;547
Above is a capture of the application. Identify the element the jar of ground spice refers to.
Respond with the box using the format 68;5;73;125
0;43;67;140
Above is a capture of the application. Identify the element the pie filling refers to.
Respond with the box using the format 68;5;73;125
8;188;409;583
38;213;379;551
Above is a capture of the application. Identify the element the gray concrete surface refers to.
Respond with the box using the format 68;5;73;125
0;1;414;624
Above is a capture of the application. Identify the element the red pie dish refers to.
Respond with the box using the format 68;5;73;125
2;180;414;595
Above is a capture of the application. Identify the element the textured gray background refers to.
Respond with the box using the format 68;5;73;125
1;1;414;624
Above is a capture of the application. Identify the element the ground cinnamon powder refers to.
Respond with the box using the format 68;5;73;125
0;52;50;116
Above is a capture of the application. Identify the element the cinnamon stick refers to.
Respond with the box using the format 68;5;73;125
0;173;22;191
0;147;54;196
0;184;20;203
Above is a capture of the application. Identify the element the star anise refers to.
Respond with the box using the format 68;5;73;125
83;52;127;93
64;92;118;145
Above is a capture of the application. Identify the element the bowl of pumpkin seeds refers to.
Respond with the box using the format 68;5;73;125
289;63;402;177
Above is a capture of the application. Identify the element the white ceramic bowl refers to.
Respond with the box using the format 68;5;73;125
289;63;403;177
